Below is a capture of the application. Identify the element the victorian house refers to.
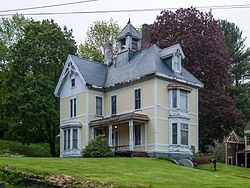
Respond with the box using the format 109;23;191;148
54;21;203;158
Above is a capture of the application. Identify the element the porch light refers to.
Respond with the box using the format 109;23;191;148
114;126;118;129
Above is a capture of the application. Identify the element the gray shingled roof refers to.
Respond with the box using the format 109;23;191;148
116;23;142;40
70;55;107;87
70;44;203;88
104;45;202;87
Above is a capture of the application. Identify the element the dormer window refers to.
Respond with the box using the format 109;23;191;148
132;38;138;50
121;38;126;50
173;51;181;73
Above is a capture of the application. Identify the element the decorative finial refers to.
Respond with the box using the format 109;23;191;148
127;17;131;24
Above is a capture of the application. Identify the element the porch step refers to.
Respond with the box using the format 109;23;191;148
115;151;149;157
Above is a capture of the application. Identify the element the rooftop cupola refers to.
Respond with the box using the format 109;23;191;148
116;19;142;53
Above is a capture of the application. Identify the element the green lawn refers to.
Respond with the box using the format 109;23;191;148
0;157;250;187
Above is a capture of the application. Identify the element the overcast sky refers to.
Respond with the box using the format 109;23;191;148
1;0;250;48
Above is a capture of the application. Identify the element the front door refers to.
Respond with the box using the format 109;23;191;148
112;130;119;147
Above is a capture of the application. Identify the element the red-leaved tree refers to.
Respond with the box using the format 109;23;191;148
151;8;244;151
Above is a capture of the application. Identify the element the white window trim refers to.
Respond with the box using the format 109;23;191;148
133;124;143;146
169;89;189;112
110;94;118;116
69;97;77;118
63;127;81;151
133;87;142;111
95;95;104;116
169;119;189;146
172;51;182;73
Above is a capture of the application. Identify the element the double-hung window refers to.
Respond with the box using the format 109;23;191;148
70;98;77;117
111;95;117;115
96;96;103;116
67;129;71;149
172;89;177;108
63;128;79;151
135;124;142;145
134;88;141;110
247;137;250;145
172;123;178;145
180;90;188;111
72;129;78;149
171;89;188;111
171;122;189;145
180;123;188;145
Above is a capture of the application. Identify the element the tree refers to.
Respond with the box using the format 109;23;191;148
150;8;244;151
2;19;77;156
0;14;29;47
78;19;120;62
219;20;250;124
219;20;250;86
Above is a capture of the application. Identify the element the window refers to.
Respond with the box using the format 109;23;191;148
247;137;250;145
121;38;126;50
135;124;141;145
71;78;75;87
171;89;189;111
132;38;138;50
134;89;141;110
180;123;188;145
96;96;103;116
173;52;181;73
70;98;77;117
64;130;67;150
63;128;80;151
111;95;117;115
180;90;188;111
73;129;78;149
172;123;178;144
67;129;71;149
172;89;177;108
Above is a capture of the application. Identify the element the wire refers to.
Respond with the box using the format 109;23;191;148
0;0;97;13
0;3;250;16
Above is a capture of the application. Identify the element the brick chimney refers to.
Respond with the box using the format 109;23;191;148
141;24;151;50
104;43;112;66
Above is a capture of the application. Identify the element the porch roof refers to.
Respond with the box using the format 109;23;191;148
89;112;150;126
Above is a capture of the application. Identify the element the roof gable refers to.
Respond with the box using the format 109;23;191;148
116;23;142;40
54;55;86;97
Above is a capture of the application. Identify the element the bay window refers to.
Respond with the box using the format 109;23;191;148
170;89;189;111
171;122;189;146
63;128;80;151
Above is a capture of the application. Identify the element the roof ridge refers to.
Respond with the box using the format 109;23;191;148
69;54;106;66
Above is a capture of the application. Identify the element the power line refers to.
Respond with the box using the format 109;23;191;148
0;0;97;13
1;3;250;16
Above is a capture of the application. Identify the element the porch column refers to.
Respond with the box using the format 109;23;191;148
108;124;112;147
91;127;95;140
245;152;247;168
129;120;134;151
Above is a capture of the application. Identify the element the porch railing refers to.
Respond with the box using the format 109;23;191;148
111;145;130;152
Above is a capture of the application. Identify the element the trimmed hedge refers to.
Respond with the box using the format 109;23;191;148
0;139;51;157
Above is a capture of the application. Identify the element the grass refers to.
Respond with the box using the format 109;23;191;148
0;139;51;157
0;157;250;187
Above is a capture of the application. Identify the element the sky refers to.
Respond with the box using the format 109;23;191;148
1;0;250;47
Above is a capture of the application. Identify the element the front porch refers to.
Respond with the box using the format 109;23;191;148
89;112;150;152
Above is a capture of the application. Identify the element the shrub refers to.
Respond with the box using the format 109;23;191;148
194;153;212;165
209;141;225;163
81;136;113;158
0;139;52;157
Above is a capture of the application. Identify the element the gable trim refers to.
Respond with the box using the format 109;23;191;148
54;55;86;97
